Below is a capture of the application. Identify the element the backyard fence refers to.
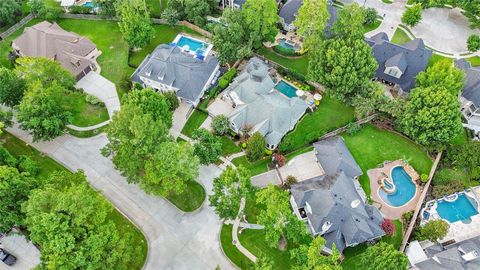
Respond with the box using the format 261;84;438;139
0;13;34;40
61;13;116;21
317;114;378;140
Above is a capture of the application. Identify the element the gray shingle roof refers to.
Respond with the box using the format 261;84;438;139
456;59;480;108
278;0;338;35
414;236;480;270
227;57;307;147
290;137;385;253
131;44;219;104
366;32;432;93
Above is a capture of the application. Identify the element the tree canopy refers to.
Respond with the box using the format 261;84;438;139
332;3;366;40
358;242;408;270
0;0;21;26
192;128;222;165
467;34;480;52
122;88;173;128
294;0;330;50
246;132;266;162
290;237;342;270
402;3;422;27
0;67;25;107
415;59;465;95
116;0;154;48
415;220;449;242
243;0;279;48
15;57;76;89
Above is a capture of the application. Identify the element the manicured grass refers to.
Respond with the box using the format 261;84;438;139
1;131;148;269
382;0;393;3
239;229;292;270
342;124;433;197
257;47;310;75
63;92;109;127
467;56;480;67
165;180;206;212
181;109;209;137
129;24;202;67
231;156;270;177
391;27;413;45
67;125;107;138
363;20;381;34
428;53;453;68
220;224;255;270
220;136;242;156
279;94;355;152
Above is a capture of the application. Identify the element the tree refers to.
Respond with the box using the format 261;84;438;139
143;141;199;196
415;220;449;242
29;0;62;21
243;0;279;48
93;0;117;17
0;67;25;107
162;6;180;26
122;88;173;128
291;237;342;270
0;166;38;232
22;171;139;270
400;86;462;148
0;0;21;26
332;3;366;40
212;9;252;64
15;57;75;89
402;3;422;27
432;180;464;198
358;242;408;270
116;0;154;48
308;38;377;103
163;91;179;111
446;141;480;176
254;256;274;270
211;115;230;136
293;0;329;50
416;59;465;95
381;219;396;236
467;34;480;52
184;0;214;26
256;185;310;247
364;7;378;25
246;132;265;162
17;81;72;142
209;166;254;219
192;128;222;165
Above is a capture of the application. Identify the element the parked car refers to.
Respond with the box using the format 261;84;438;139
0;248;16;266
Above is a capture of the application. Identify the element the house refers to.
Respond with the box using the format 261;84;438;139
220;0;247;9
12;21;99;81
290;136;385;254
406;238;480;269
279;0;338;35
221;57;308;149
365;32;432;95
455;59;480;138
131;43;219;107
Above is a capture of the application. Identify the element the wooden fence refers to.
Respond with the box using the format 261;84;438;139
0;13;34;40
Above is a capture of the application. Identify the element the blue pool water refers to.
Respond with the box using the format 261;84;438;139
83;2;94;7
437;194;478;223
379;166;416;207
176;36;208;55
275;81;297;98
278;39;296;51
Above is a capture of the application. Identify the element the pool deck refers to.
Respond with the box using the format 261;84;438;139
368;160;422;220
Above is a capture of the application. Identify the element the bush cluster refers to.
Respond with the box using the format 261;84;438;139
218;68;237;89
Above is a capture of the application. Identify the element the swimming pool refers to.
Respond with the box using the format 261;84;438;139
83;2;94;7
379;166;416;207
275;80;297;98
278;39;297;52
176;36;208;55
437;193;478;223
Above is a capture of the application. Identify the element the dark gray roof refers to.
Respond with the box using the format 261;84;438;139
278;0;338;35
366;32;432;93
385;53;408;73
234;0;246;6
456;59;480;108
131;44;219;103
290;137;384;253
415;236;480;270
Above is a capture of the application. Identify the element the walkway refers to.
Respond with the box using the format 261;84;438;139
0;233;40;270
6;124;234;270
231;198;258;262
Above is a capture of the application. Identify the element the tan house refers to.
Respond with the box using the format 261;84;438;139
12;21;99;80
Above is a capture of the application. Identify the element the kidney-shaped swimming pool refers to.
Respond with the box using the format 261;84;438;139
379;166;417;207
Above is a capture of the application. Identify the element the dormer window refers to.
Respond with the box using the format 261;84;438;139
322;221;332;232
305;202;312;214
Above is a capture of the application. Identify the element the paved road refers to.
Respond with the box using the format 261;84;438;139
0;234;40;270
7;125;234;270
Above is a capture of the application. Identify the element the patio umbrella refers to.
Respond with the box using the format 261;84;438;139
313;93;322;100
296;90;305;97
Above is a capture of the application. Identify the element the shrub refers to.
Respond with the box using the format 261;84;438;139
246;132;266;162
401;3;422;27
69;6;93;14
284;175;297;187
415;220;449;242
265;149;272;155
346;122;362;135
208;86;220;99
431;180;464;198
85;94;101;105
402;210;414;225
381;219;396;236
364;7;378;25
163;91;179;111
0;145;17;167
18;156;39;176
273;153;286;167
467;34;480;52
218;68;237;90
211;115;230;136
420;173;429;183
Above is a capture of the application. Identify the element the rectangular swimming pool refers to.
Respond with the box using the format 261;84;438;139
275;80;297;98
437;193;478;223
176;36;208;55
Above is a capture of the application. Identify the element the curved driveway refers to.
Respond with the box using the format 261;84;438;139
6;125;234;270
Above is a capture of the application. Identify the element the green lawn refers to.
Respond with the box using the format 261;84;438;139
165;180;206;212
363;20;382;34
231;156;270;177
1;131;148;269
342;124;433;196
391;27;413;45
428;53;453;68
63;92;109;127
220;136;242;157
220;224;255;270
181;109;209;137
279;94;355;152
467;56;480;67
257;47;310;75
67;125;107;138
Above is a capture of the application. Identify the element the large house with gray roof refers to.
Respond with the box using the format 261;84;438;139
131;44;219;106
366;32;432;95
279;0;338;35
455;59;480;138
222;57;308;149
406;237;480;270
290;136;385;254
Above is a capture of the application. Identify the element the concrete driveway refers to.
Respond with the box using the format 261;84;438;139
6;125;234;270
171;102;193;138
76;72;121;118
0;234;40;270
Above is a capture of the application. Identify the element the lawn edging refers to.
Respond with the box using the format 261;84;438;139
218;223;242;270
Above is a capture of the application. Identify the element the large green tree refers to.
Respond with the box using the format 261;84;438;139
290;237;342;270
192;128;222;165
143;141;199;196
122;88;173;128
184;0;215;26
358;242;408;270
294;0;329;50
243;0;279;48
467;34;480;52
15;57;76;89
209;166;254;219
415;219;449;242
22;171;139;270
415;59;465;95
447;141;480;177
308;37;378;102
0;0;21;26
400;86;462;148
0;67;25;107
402;3;423;27
116;0;154;48
332;3;366;40
0;166;38;232
246;132;266;162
